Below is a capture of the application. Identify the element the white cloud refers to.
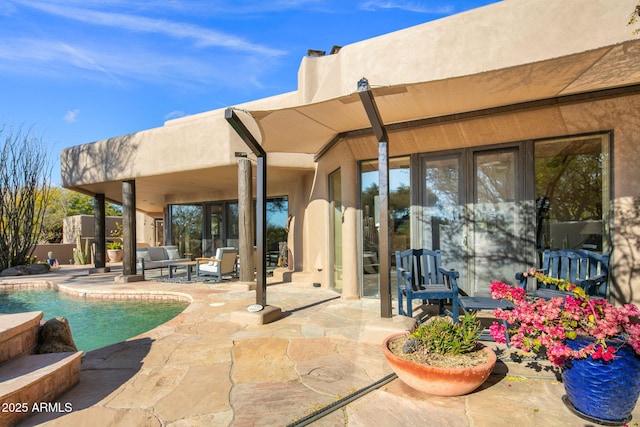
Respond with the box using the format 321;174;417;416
164;110;186;121
0;38;121;83
10;0;286;56
64;109;80;123
0;36;271;89
359;1;454;13
0;3;18;15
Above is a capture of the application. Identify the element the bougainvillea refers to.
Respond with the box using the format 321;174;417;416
489;269;640;366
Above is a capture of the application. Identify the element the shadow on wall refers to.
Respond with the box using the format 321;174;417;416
61;133;140;185
612;197;640;305
418;201;536;289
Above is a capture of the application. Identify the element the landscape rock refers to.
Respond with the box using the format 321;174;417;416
37;317;79;354
0;265;30;276
0;263;50;276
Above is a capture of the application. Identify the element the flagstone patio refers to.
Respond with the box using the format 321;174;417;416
1;265;637;426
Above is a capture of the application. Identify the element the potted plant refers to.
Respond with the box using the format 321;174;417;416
107;222;124;263
382;312;497;396
106;240;123;262
489;271;640;425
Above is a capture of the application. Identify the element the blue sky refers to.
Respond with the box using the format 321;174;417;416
0;0;498;185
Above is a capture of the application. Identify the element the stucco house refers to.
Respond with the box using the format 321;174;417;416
61;0;640;311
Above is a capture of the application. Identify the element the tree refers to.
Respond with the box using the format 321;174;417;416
39;188;122;243
0;125;52;269
630;2;640;35
39;187;67;243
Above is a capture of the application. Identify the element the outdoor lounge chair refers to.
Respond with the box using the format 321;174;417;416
517;249;609;299
195;247;238;282
395;248;460;321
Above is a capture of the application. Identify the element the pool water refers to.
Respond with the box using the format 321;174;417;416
0;289;188;352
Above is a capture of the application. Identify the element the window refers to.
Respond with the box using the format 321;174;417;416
360;157;411;297
534;134;610;253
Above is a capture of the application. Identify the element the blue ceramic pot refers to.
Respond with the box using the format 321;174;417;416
562;335;640;425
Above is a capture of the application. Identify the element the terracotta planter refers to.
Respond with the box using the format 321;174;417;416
107;249;123;263
382;332;497;396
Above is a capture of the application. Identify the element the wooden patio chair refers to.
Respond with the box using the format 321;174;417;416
517;249;610;299
395;248;460;321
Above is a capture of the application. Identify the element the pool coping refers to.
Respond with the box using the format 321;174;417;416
0;282;194;304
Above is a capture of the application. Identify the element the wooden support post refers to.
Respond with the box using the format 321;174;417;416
90;194;110;273
122;180;137;276
238;158;255;281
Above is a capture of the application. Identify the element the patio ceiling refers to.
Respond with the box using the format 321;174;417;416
247;39;640;155
68;164;310;216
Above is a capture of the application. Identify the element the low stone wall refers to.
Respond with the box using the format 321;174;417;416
31;243;85;266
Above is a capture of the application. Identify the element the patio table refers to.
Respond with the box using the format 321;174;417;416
168;261;197;281
459;295;515;345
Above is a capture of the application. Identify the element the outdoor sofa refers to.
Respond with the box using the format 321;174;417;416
136;245;190;274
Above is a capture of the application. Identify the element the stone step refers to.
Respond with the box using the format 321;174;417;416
0;312;43;365
0;351;82;427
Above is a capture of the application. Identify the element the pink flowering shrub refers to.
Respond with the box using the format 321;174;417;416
489;270;640;366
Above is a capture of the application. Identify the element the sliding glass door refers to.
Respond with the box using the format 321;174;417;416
422;154;466;289
421;147;525;295
419;135;609;295
471;148;524;293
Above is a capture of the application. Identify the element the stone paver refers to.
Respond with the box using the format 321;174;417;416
0;266;638;426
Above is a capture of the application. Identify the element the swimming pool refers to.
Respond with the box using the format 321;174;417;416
0;288;188;352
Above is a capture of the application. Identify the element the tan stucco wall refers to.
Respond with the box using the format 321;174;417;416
297;0;639;104
301;139;362;295
63;215;123;244
62;213;156;247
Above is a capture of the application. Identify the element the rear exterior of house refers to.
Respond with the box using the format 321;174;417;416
62;0;640;306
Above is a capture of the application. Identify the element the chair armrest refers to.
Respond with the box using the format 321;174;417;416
576;274;607;296
195;257;222;262
516;269;547;289
438;267;459;280
396;266;410;288
438;267;459;292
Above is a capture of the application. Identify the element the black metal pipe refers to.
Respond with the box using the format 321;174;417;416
225;108;267;307
358;82;392;318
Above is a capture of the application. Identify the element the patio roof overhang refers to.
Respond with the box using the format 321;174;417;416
245;39;640;156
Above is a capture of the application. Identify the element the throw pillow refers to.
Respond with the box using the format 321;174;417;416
167;248;181;260
137;250;152;262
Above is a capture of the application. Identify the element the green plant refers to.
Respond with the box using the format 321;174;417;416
107;241;123;250
73;233;90;265
107;221;123;250
629;2;640;35
109;221;123;239
408;311;482;356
